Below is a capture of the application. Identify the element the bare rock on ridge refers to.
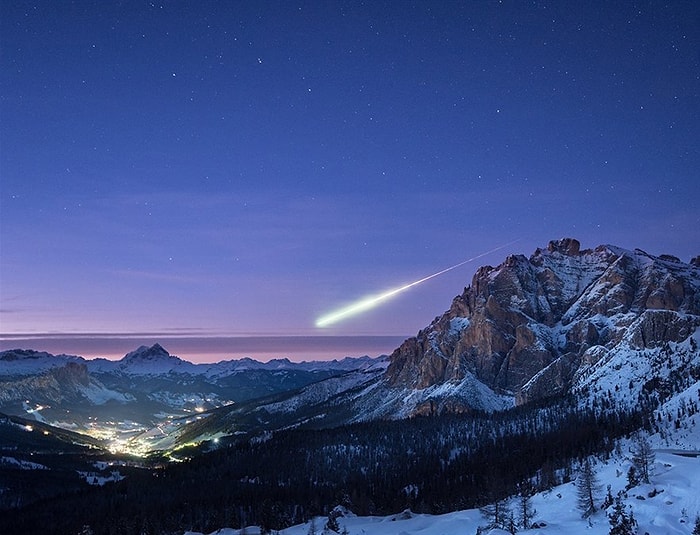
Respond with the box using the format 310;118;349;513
384;238;700;411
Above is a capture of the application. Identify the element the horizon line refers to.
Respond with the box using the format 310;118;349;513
0;332;410;340
0;333;409;363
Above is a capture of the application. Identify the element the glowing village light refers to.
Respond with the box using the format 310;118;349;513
315;240;519;328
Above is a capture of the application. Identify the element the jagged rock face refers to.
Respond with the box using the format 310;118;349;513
627;310;697;349
515;352;579;405
385;239;700;409
0;362;94;405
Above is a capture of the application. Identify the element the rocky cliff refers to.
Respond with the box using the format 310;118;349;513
0;361;116;406
382;238;700;412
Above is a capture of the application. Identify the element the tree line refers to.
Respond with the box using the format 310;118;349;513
2;394;649;535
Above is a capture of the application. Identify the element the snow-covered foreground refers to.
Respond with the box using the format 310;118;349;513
186;450;700;535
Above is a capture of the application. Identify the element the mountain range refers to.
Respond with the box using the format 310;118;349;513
0;344;380;442
1;238;698;451
1;238;699;534
149;238;698;448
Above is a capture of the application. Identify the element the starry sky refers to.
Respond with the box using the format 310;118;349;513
1;1;699;362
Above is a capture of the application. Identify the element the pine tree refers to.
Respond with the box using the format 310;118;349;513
325;510;340;533
626;465;639;490
576;459;600;518
506;512;518;535
631;435;655;484
479;498;512;531
608;495;637;535
693;515;700;535
517;483;536;529
602;484;614;510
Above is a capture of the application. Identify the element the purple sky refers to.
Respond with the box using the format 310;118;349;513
1;1;699;362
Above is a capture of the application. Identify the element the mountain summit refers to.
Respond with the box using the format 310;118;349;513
361;238;700;415
118;343;189;373
123;343;171;361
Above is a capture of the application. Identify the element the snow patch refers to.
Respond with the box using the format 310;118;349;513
0;456;48;470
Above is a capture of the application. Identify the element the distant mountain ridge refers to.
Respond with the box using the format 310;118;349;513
0;343;379;378
0;344;382;434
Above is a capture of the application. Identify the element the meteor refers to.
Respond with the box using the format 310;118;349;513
315;240;519;328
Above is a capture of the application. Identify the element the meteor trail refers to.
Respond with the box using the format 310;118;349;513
315;240;519;328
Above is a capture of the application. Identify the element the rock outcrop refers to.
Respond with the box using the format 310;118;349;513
383;239;700;412
0;362;99;405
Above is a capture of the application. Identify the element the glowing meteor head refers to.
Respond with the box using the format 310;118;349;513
315;291;395;328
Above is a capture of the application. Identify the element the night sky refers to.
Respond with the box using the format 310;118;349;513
1;1;699;361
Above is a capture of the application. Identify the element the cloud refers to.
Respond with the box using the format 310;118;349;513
109;269;205;284
0;333;406;362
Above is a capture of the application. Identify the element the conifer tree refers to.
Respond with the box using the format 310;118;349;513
631;435;655;484
479;497;512;531
506;512;518;535
608;495;637;535
626;465;639;490
693;515;700;535
517;482;536;529
576;459;600;518
325;510;340;533
602;484;614;510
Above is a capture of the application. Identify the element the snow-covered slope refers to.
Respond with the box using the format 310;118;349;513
570;321;699;410
0;349;86;377
186;450;700;535
148;362;390;449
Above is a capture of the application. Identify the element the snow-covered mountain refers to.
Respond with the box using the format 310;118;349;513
359;238;699;417
86;343;198;376
0;344;382;433
0;348;87;376
1;343;379;378
0;360;132;409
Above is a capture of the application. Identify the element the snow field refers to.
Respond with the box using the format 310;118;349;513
185;451;700;535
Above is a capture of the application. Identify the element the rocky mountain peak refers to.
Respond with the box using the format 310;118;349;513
50;361;90;386
384;239;700;413
115;343;191;375
0;349;49;362
546;237;581;256
123;343;170;361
